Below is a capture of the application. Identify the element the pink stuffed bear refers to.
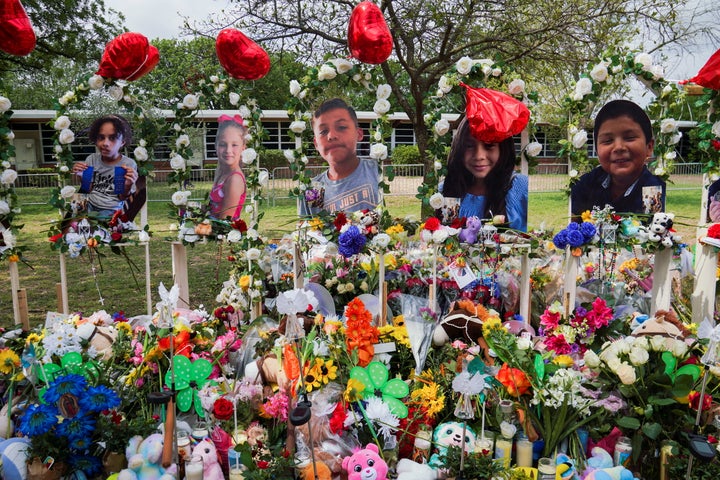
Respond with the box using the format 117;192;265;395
342;443;388;480
191;439;224;480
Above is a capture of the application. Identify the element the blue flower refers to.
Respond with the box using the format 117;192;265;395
69;436;92;451
78;385;120;412
43;373;87;404
579;222;597;241
566;230;585;247
566;222;580;231
18;403;58;436
553;230;568;249
69;453;102;477
338;225;367;257
56;412;95;440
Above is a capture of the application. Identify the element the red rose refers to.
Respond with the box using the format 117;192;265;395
231;218;248;232
49;233;63;243
213;397;234;420
712;139;720;151
111;232;123;242
256;460;270;469
423;217;441;231
334;212;348;231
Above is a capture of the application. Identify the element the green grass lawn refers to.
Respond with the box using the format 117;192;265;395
0;185;706;329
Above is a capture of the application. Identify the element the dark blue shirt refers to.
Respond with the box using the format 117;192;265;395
571;166;665;216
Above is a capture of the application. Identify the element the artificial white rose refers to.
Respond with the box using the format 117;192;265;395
210;75;220;83
284;150;296;164
373;99;391;115
420;229;432;243
516;336;532;350
572;129;588;149
429;192;445;210
634;52;653;71
289;121;306;133
228;92;240;106
590;63;609;82
456;56;473;75
651;64;664;80
436;89;444;97
138;230;150;243
59;165;69;173
648;335;666;351
360;281;369;292
571;91;583;101
246;228;259;240
171;190;191;206
182;94;199;109
245;204;254;214
1;161;8;168
583;349;601;368
173;123;182;132
107;86;124;101
628;347;649;366
60;185;76;198
59;91;76;105
569;169;579;178
434;161;442;171
58;129;75;145
0;200;9;215
5;131;13;141
374;131;382;142
238;105;251;118
179;224;198;243
574;77;593;97
242;148;257;165
616;362;637;385
0;168;17;185
318;64;337;81
54;145;62;154
434;119;450;136
525;141;542;157
169;155;186;171
438;75;453;93
481;65;492;76
664;151;677;161
491;67;502;77
214;83;227;94
332;58;353;74
0;96;11;112
54;115;71;131
654;167;666;177
176;134;190;149
224;229;242;243
289;79;302;97
507;79;525;95
660;118;678;133
246;248;262;261
670;339;689;357
258;170;269;187
712;121;720;138
606;356;621;373
369;143;388;160
669;131;682;145
134;146;149;162
300;155;309;164
371;233;391;249
432;228;449;243
376;84;392;100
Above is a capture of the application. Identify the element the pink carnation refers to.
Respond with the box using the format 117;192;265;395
262;392;289;422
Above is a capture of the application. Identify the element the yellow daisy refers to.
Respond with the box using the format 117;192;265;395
314;358;338;384
116;322;132;335
0;349;20;375
26;332;44;345
344;378;366;403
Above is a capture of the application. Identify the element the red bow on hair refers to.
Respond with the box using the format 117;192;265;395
218;114;245;126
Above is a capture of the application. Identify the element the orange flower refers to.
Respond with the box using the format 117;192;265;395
158;330;192;357
496;363;531;397
283;343;300;383
344;298;379;367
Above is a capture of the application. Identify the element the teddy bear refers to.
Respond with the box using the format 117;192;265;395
458;216;482;244
342;443;388;480
581;447;638;480
191;438;225;480
117;433;177;480
428;421;477;470
645;212;678;248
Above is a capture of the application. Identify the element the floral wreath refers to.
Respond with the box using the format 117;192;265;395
417;56;538;205
168;74;268;244
284;58;393;205
0;94;23;263
48;75;158;256
558;50;696;190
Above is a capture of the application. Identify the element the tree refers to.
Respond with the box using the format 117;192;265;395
0;0;124;100
189;0;718;189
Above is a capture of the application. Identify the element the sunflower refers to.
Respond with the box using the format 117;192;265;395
314;358;338;384
115;321;132;335
26;332;44;345
303;363;322;392
0;348;20;375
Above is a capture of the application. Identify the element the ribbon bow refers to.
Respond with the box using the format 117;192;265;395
698;317;720;365
218;114;245;126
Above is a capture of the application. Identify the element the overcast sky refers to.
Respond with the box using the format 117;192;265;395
104;0;715;82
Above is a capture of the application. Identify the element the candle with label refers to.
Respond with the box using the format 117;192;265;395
516;438;533;468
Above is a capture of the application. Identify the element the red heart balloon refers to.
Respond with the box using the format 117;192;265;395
687;48;720;90
216;28;270;81
0;0;36;56
347;1;393;65
462;83;530;143
97;32;158;81
126;45;160;81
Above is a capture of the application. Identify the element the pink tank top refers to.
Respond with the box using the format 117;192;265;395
209;171;246;220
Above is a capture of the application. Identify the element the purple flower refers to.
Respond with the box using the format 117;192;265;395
304;188;321;202
338;225;367;257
